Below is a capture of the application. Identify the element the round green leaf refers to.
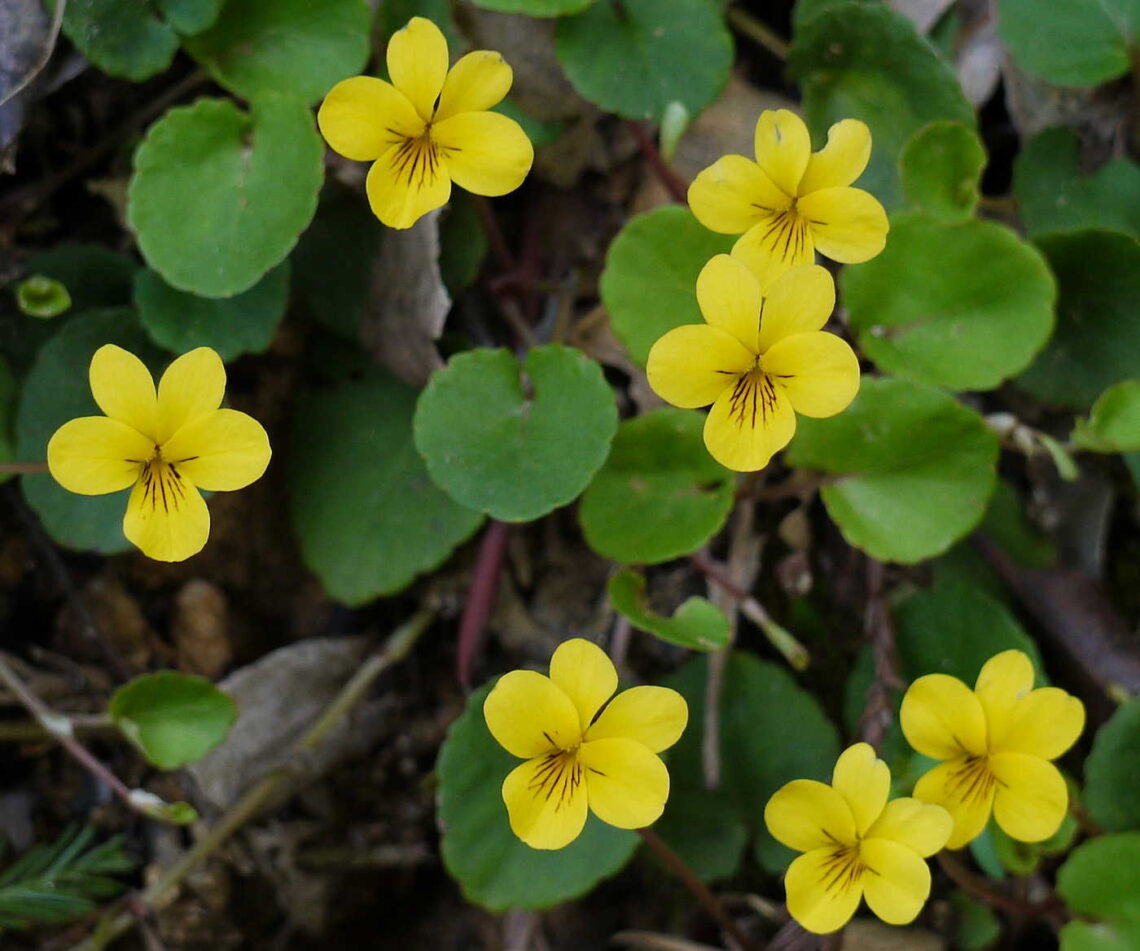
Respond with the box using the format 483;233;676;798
184;0;371;104
900;120;987;221
554;0;733;121
1072;381;1140;453
1059;834;1140;924
128;95;323;299
157;0;225;34
1085;699;1140;833
289;371;484;606
788;3;975;209
436;682;639;910
579;409;734;564
16;310;166;555
895;576;1044;682
291;185;384;341
1014;128;1140;239
658;652;840;877
109;671;236;770
998;0;1139;87
413;345;617;522
600;206;734;366
607;568;729;652
786;377;1000;563
1018;230;1140;408
15;276;71;319
843;215;1056;391
62;0;178;81
1062;919;1140;951
134;262;289;361
471;0;594;14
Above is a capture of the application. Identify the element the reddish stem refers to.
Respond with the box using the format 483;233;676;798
626;121;689;204
457;521;511;688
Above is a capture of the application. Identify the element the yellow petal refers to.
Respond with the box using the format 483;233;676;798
695;254;763;352
688;154;790;235
89;345;158;440
501;754;589;850
763;332;860;419
797;187;889;264
435;50;513;122
122;465;209;562
386;16;448;122
483;670;581;758
365;139;452;230
703;372;796;472
860;838;931;926
161;409;271;492
900;673;987;760
434;111;533;196
755;264;835;353
155;347;225;444
754;109;811;198
865;798;953;858
784;847;864;935
798;119;872;194
764;779;857;852
580;737;670;829
831;743;889;838
912;758;995;850
317;76;422;162
731;211;816;287
990;687;1085;760
646;324;754;409
548;638;617;734
990;752;1069;843
585;686;688;753
974;649;1034;734
47;417;151;495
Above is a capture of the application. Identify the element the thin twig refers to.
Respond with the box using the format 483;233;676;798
457;521;511;688
690;554;809;670
0;653;184;823
70;607;437;951
859;560;902;751
638;828;759;951
936;852;1065;925
0;713;114;741
471;194;516;272
726;7;791;61
626;121;689;204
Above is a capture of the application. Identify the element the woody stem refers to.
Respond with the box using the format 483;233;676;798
637;827;759;951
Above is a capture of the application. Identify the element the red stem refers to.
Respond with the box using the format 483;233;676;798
626;121;689;204
457;521;511;688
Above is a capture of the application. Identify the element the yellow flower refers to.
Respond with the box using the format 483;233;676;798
483;638;688;850
901;650;1086;850
47;345;271;563
765;743;952;935
646;254;859;472
688;109;889;286
317;17;534;230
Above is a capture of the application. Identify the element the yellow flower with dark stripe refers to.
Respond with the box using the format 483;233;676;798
47;345;271;562
646;254;859;471
318;17;534;230
483;638;688;850
688;109;888;285
901;650;1085;849
765;744;952;934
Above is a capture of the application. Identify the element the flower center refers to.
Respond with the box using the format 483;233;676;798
948;755;998;805
528;747;583;812
727;364;779;429
755;200;811;264
392;127;443;191
819;842;866;895
138;449;189;514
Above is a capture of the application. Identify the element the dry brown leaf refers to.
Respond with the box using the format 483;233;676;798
360;209;450;386
171;579;233;679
